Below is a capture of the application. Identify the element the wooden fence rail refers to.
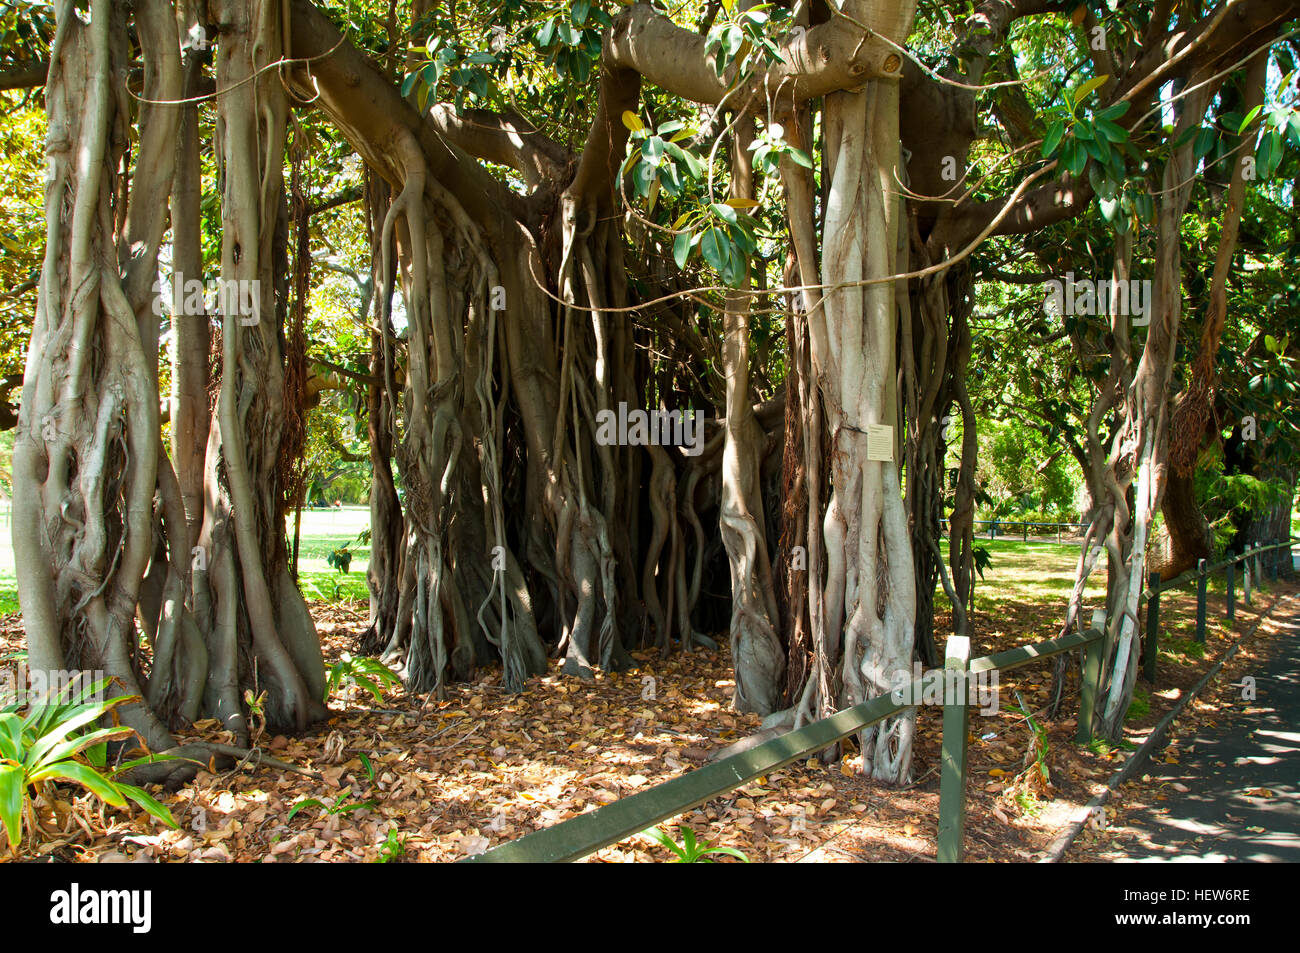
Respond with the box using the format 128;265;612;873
1140;538;1297;684
467;621;1110;864
466;538;1296;864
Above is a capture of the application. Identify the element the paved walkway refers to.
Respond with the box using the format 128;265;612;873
1102;598;1300;862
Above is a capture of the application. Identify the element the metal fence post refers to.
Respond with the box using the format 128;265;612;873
937;635;971;864
1077;609;1106;745
1023;522;1028;542
1244;547;1253;606
1227;559;1235;622
1195;559;1207;644
1270;541;1279;582
1143;571;1160;683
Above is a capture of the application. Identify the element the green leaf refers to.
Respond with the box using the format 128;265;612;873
1238;105;1263;133
1061;138;1087;176
119;783;178;829
1072;75;1109;108
1173;124;1201;150
673;229;693;269
26;698;126;767
1081;133;1109;164
110;752;188;777
643;826;688;861
30;761;127;807
1041;121;1065;158
699;227;729;274
720;241;744;287
1257;131;1279;178
1095;119;1128;144
400;72;418;97
786;146;814;169
0;764;23;850
329;800;377;815
729;221;757;255
422;62;444;91
698;845;750;862
632;160;656;197
0;714;22;762
535;18;556;48
38;725;134;769
641;135;665;165
1193;126;1217;159
1265;130;1283;177
288;798;327;822
709;202;738;224
722;25;744;58
621;111;644;133
1134;192;1155;223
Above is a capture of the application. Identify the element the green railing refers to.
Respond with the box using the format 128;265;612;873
465;674;921;863
940;517;1089;544
466;619;1108;864
1139;538;1297;683
466;538;1296;864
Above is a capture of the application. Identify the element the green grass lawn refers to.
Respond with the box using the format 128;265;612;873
936;535;1107;613
0;503;374;615
293;505;372;603
0;503;15;615
0;503;1293;619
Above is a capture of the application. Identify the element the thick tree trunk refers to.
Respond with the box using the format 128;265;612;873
1067;85;1211;741
1158;54;1267;579
14;0;186;753
1151;469;1211;579
779;0;919;781
169;9;209;543
719;118;783;714
190;0;327;733
361;174;405;656
904;260;975;662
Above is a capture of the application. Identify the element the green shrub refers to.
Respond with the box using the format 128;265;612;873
643;824;749;863
0;676;178;854
325;654;401;704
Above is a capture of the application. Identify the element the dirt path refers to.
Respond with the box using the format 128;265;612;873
1069;594;1300;862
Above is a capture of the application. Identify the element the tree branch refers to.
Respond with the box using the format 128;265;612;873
428;104;571;190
